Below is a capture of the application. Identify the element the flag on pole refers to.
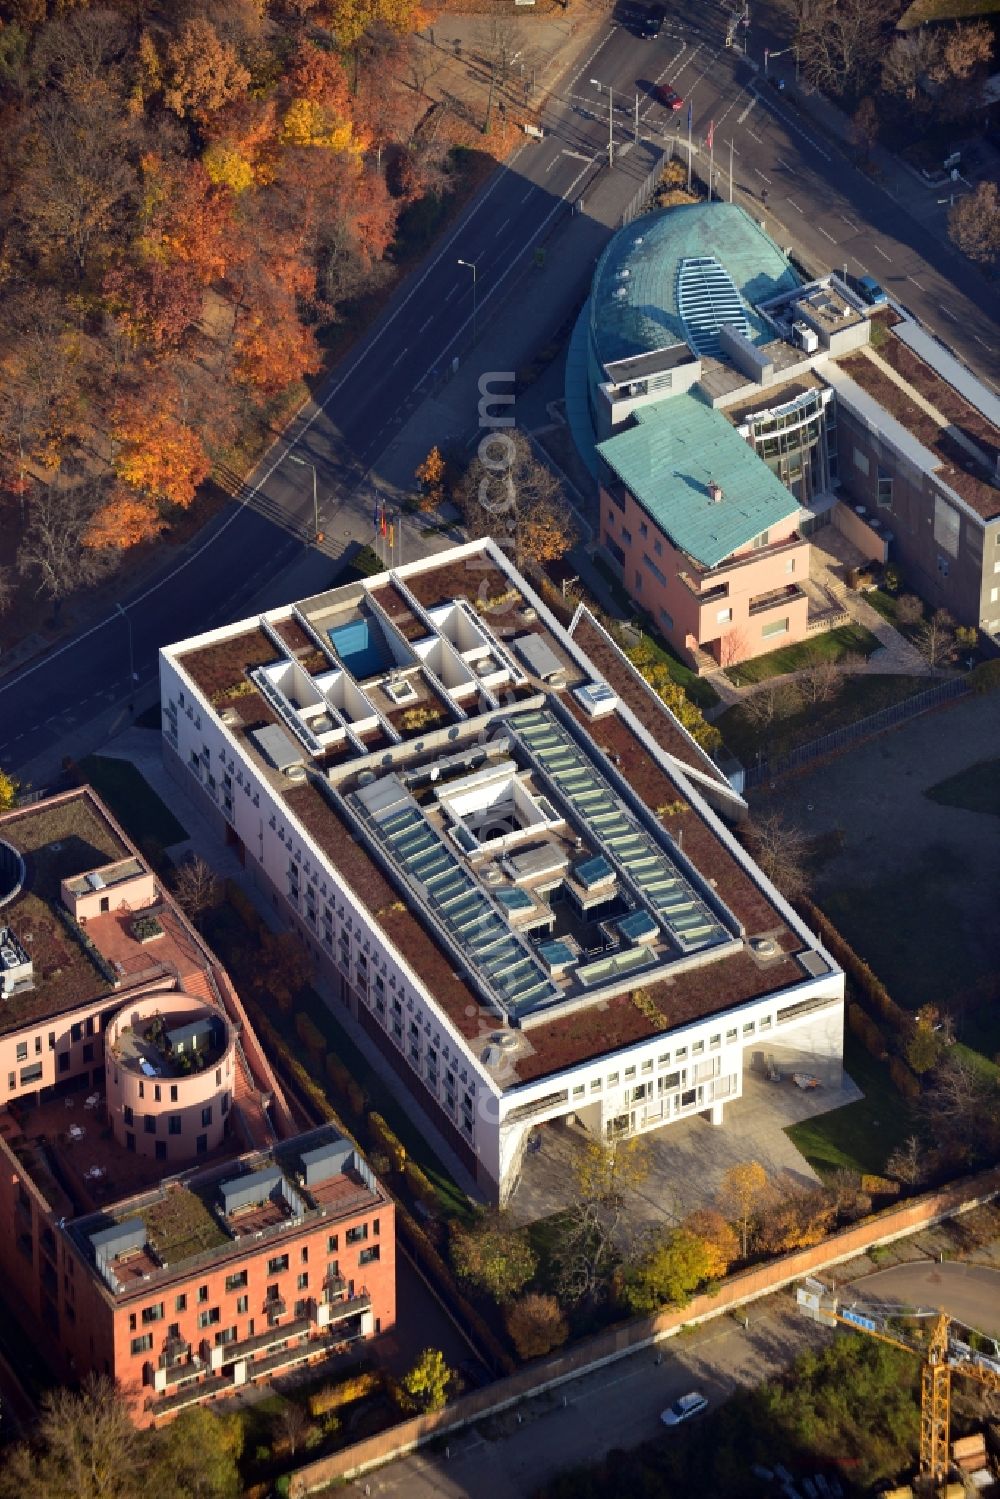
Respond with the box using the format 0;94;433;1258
388;522;395;548
706;119;715;151
380;505;387;536
373;496;379;528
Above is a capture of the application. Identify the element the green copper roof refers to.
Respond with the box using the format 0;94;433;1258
590;203;800;369
597;394;799;569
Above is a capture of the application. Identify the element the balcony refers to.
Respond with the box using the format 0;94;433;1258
748;584;807;617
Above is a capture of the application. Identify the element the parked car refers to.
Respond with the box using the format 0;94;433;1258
856;274;887;307
657;83;684;111
660;1391;709;1426
637;3;666;37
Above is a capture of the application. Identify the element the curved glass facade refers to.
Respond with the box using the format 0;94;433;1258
740;387;836;505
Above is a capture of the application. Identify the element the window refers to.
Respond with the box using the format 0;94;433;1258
6;1072;13;1091
197;1308;220;1329
144;1115;156;1135
937;555;949;578
15;1042;26;1063
620;526;632;546
743;1021;755;1036
175;1294;187;1313
124;1105;134;1127
198;1285;209;1304
170;1085;178;1103
225;1270;248;1292
215;1326;237;1346
141;1302;164;1324
572;1085;585;1100
196;1134;207;1155
590;1078;601;1093
221;1092;230;1116
48;1031;55;1051
716;607;732;624
643;554;666;585
131;1334;153;1355
169;1116;181;1136
236;1295;248;1315
751;530;770;550
71;1023;82;1044
634;570;643;591
373;1219;380;1237
33;1036;41;1056
877;467;893;508
155;1140;166;1161
297;1272;309;1290
345;1225;368;1245
639;520;648;538
300;1246;309;1263
327;1234;339;1253
58;1052;70;1074
126;1131;135;1152
154;1085;161;1103
654;538;663;556
991;588;999;604
853;448;870;476
680;1089;697;1108
267;1254;289;1276
201;1105;212;1128
19;1063;42;1086
761;617;789;639
138;1082;144;1099
359;1246;381;1266
726;1028;737;1043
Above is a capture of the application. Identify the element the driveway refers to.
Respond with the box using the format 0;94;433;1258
845;1262;1000;1341
342;1293;833;1499
509;1067;861;1231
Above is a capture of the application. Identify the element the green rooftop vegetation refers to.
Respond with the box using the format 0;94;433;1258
136;1185;229;1265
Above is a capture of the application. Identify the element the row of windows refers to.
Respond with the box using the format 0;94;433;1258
557;1018;779;1106
122;1098;228;1133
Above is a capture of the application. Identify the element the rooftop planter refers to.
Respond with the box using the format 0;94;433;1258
131;913;165;944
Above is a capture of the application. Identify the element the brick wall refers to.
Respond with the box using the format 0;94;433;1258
289;1164;1000;1496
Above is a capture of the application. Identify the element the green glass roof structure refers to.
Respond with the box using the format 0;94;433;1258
589;203;800;369
596;392;799;569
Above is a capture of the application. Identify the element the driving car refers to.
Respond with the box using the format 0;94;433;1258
660;1391;709;1426
637;3;666;37
657;83;684;111
856;274;888;307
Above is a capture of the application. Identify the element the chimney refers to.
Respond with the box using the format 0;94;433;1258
708;480;724;504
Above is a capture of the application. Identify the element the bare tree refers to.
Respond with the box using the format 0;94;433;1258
921;1053;1000;1166
885;1134;926;1188
0;567;15;617
553;1137;651;1303
850;97;879;160
794;0;882;96
742;811;811;901
916;607;955;666
171;854;221;926
881;30;941;107
949;182;1000;266
740;680;801;730
719;627;750;668
407;33;445;97
799;657;843;706
17;481;113;609
277;1401;309;1457
457;430;577;568
475;7;526;131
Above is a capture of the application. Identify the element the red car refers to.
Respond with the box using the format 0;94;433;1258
657;84;684;111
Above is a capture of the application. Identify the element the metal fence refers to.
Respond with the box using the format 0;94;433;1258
618;148;669;228
744;675;970;788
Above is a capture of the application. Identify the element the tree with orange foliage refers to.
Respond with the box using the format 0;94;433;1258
103;261;203;356
682;1208;740;1278
233;306;321;396
414;446;445;511
506;1294;568;1360
83;488;163;551
756;1174;836;1255
163;19;250;124
139;156;234;285
112;379;211;510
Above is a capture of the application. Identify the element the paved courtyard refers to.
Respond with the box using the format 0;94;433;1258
509;1066;861;1230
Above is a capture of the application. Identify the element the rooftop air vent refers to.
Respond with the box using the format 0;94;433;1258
218;706;242;727
0;926;34;997
750;936;780;959
285;764;307;784
708;481;724;505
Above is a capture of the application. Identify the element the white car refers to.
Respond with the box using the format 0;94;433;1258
660;1391;708;1427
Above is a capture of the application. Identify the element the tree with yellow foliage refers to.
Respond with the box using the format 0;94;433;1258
414;445;446;511
112;381;210;510
717;1160;772;1258
0;770;19;812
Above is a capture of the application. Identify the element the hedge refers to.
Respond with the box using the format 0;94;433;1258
799;898;913;1041
971;659;1000;694
370;1112;406;1173
889;1056;921;1101
295;1011;326;1058
308;1371;381;1418
847;1002;889;1061
404;1159;438;1209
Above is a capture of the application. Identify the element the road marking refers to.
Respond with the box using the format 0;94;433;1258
840;215;858;232
560;149;593;163
443;286;456;301
853;257;870;273
495;217;510;234
754;168;772;184
907;275;924;290
818;225;836;242
520;186;534;203
974;334;990;348
939;304;957;321
737;96;756;125
754;84;832;160
776;157;792;171
873;244;891;261
418;317;433;334
787;198;804;212
745;127;763;143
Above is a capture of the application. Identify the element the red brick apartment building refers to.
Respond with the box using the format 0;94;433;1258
0;787;394;1424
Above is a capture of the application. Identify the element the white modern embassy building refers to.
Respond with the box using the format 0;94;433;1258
159;541;844;1201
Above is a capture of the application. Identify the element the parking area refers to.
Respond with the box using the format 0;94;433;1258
508;1065;861;1230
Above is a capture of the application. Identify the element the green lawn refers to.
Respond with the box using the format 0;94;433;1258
717;673;930;763
77;754;187;851
724;623;880;684
786;1034;918;1180
925;758;1000;818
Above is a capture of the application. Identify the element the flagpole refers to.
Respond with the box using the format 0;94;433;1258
729;137;734;203
709;123;715;202
686;101;692;192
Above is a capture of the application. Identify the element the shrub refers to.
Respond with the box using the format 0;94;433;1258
860;1173;900;1198
295;1011;325;1059
308;1371;381;1418
847;1002;888;1061
888;1056;921;1100
326;1052;353;1096
404;1159;438;1209
369;1112;406;1173
971;658;1000;694
226;879;264;935
398;1213;516;1375
506;1294;569;1359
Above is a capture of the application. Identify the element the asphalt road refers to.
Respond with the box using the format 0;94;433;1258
846;1261;1000;1340
1;0;997;781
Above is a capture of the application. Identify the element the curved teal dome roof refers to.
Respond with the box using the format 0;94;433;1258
589;203;801;369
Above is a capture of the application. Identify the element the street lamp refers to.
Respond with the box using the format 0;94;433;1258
114;602;136;688
590;78;614;166
456;258;478;343
288;454;323;543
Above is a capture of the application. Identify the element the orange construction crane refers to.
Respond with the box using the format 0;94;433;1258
797;1278;1000;1492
